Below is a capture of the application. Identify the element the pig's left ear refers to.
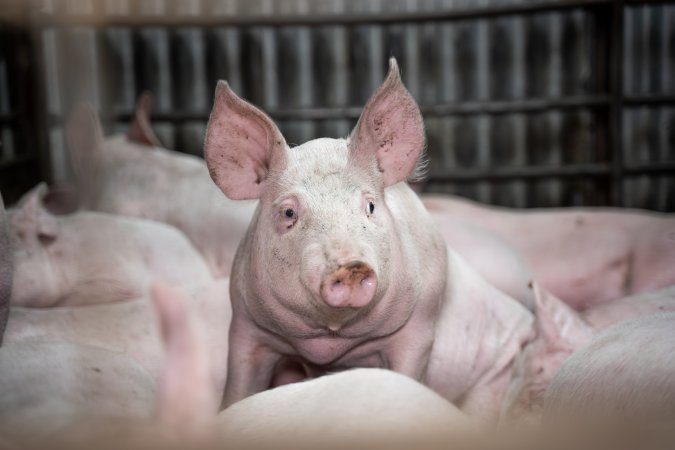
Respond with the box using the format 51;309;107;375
127;91;162;148
204;81;287;200
349;58;425;187
532;282;593;350
11;183;59;241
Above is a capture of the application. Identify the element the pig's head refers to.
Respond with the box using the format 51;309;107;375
8;183;63;307
500;282;594;425
0;192;12;343
205;58;432;339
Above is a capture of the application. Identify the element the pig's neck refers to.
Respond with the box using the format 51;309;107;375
426;249;534;423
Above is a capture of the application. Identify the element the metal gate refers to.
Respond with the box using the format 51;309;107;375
0;0;674;210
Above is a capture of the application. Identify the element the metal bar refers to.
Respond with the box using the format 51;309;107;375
427;162;611;181
0;112;17;123
625;161;675;174
624;94;675;105
49;94;611;124
609;0;625;206
0;154;35;170
29;0;614;28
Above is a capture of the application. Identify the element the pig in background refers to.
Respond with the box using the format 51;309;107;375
423;195;675;311
4;279;231;402
8;182;213;307
66;95;257;279
500;283;675;424
205;57;534;422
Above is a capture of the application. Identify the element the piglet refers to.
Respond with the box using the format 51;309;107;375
205;58;533;420
9;183;212;307
66;97;256;278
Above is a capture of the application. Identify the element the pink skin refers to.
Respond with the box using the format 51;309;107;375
4;280;231;404
0;193;11;343
205;58;533;420
501;283;675;424
66;99;256;279
422;195;675;311
544;313;675;423
425;206;535;309
9;183;213;307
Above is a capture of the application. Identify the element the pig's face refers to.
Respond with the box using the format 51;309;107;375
8;184;62;306
206;58;425;337
251;138;397;332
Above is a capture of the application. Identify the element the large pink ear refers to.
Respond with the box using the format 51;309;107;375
11;183;59;241
532;282;594;350
204;81;287;200
66;103;105;181
127;91;162;148
0;192;11;344
349;58;425;187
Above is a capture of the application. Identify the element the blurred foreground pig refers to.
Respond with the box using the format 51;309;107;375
4;279;231;400
205;58;533;418
0;338;157;447
66;95;256;278
423;195;675;310
8;183;212;307
501;283;675;424
0;193;11;342
544;313;675;425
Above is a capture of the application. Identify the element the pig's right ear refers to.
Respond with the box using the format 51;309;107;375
532;282;593;350
66;103;104;179
11;183;59;241
204;81;287;200
127;91;162;148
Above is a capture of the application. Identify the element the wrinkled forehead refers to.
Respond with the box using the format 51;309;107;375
279;138;366;200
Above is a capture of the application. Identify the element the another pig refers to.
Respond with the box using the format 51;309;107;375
0;338;156;447
0;193;11;343
422;195;675;310
4;279;230;401
544;312;675;424
500;283;675;424
66;97;257;278
205;58;533;420
9;183;212;307
426;208;534;308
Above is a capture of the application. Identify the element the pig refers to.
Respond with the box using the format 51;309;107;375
205;58;533;420
544;312;675;425
4;279;231;401
425;207;534;308
66;96;257;278
422;194;675;310
0;338;157;447
0;193;11;343
500;283;675;424
8;183;213;307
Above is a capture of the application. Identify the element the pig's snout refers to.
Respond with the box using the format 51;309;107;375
320;261;377;308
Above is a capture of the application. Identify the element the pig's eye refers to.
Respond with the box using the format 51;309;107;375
366;201;375;216
284;208;295;219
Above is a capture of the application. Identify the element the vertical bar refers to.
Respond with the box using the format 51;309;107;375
609;0;625;206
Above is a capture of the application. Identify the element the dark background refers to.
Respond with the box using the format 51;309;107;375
0;0;673;209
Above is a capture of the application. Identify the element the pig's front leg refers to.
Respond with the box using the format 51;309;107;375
222;318;282;408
